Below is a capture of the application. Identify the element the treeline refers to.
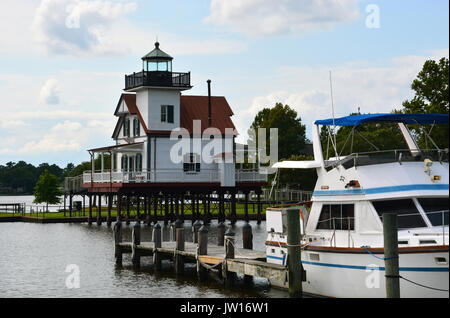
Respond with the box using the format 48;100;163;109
0;155;110;195
0;162;75;194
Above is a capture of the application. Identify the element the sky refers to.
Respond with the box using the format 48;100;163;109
0;0;448;168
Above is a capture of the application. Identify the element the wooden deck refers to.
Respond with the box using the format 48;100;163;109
117;241;288;283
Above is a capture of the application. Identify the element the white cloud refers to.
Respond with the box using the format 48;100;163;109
39;78;61;104
205;0;361;37
31;0;138;56
235;50;449;143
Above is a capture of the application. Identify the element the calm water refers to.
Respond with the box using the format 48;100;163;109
0;219;288;298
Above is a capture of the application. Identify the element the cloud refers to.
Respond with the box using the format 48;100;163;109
235;50;449;142
205;0;361;37
39;78;61;105
31;0;137;56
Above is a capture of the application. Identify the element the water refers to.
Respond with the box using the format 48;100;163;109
0;219;288;298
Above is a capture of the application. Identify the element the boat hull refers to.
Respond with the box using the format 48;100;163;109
268;246;449;298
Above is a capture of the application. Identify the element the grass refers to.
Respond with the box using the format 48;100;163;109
0;203;273;219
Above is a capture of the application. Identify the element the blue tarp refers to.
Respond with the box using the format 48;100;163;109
314;113;449;126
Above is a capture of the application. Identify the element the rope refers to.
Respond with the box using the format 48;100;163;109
361;245;399;260
195;246;225;270
385;275;449;293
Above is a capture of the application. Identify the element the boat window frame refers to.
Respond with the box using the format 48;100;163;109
415;196;449;227
315;202;355;231
369;198;430;230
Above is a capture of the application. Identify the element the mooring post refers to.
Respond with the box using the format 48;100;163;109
217;221;225;246
383;213;400;298
192;220;202;243
243;222;253;282
153;223;162;271
113;219;123;266
223;227;236;285
132;220;141;268
174;227;185;275
197;225;208;281
286;208;303;298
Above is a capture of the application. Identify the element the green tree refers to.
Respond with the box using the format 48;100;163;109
276;155;318;191
401;57;449;148
33;170;63;212
249;103;307;161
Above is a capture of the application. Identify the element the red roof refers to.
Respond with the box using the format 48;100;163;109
118;94;237;135
180;95;236;135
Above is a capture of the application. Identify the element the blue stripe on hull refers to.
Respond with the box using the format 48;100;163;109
313;184;449;196
266;256;449;272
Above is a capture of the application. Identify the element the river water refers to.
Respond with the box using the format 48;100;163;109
0;217;288;298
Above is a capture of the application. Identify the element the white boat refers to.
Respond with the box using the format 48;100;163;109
265;113;449;298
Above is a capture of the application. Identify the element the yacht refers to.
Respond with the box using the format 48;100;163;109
265;113;449;297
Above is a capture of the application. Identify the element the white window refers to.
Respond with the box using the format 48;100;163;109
183;153;200;173
161;105;174;123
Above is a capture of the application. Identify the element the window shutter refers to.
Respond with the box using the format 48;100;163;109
168;105;174;123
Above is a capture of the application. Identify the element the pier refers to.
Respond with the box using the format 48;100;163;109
113;215;305;295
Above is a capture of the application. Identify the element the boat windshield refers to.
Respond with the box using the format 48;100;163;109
371;198;449;229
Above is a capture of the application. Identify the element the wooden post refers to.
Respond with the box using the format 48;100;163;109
117;194;122;221
223;227;236;284
257;192;262;225
197;225;208;281
286;208;303;298
69;194;73;218
136;195;140;221
132;220;141;268
174;227;185;275
244;191;249;223
153;223;162;271
126;195;130;225
192;220;202;243
231;192;237;225
153;195;158;224
88;194;93;225
107;194;112;226
217;221;225;246
97;194;102;226
63;195;67;217
173;219;183;242
180;193;185;223
243;222;253;282
383;213;400;298
164;194;169;225
145;195;151;225
219;192;225;223
113;219;123;266
82;195;86;217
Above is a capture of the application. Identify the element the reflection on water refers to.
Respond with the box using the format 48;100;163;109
0;220;288;298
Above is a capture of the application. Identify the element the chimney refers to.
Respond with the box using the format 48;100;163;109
207;79;212;127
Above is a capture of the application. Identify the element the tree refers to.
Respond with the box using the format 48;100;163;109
277;155;318;191
401;57;449;149
249;103;307;161
33;170;63;212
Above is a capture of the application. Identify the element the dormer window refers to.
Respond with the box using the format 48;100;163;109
161;105;174;123
133;118;140;137
123;118;131;137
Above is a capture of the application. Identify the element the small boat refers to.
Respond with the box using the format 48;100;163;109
266;113;449;298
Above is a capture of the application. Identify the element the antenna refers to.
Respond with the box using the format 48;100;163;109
329;71;339;159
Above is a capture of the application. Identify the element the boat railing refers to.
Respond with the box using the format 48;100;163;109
316;216;355;247
326;148;449;169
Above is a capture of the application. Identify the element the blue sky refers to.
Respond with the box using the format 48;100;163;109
0;0;448;168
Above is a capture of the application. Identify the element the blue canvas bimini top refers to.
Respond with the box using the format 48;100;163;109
314;113;449;126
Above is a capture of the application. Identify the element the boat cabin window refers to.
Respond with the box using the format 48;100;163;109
417;198;449;226
371;199;426;229
316;204;354;230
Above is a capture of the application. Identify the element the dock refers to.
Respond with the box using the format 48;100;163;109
113;219;294;288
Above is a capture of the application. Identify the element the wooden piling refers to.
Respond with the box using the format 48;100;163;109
192;220;202;243
197;225;208;281
223;227;236;284
174;227;185;275
88;194;93;225
97;195;102;226
286;208;303;298
383;213;400;298
242;222;253;282
153;223;162;271
107;194;112;226
113;219;122;266
217;222;225;246
132;220;141;268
